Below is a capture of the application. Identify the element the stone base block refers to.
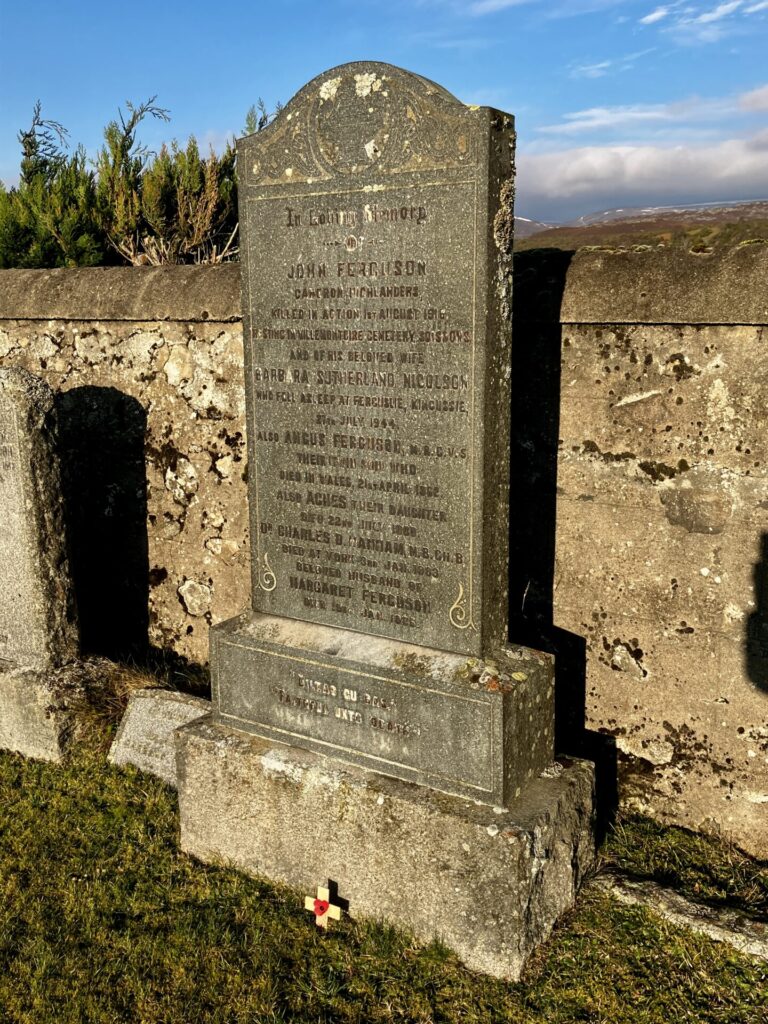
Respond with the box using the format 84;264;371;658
0;669;69;761
109;689;211;786
176;717;595;980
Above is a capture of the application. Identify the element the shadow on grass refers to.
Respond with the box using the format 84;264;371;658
0;748;765;1024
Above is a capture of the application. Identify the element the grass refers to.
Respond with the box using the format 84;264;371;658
602;815;768;918
65;655;210;754
1;749;767;1023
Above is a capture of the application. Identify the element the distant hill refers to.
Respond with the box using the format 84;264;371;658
516;199;768;252
514;216;556;239
571;199;768;227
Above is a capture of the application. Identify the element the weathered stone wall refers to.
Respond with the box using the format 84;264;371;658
1;248;766;858
0;267;248;665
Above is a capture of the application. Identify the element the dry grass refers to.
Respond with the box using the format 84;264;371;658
65;659;173;753
0;748;766;1023
515;218;768;254
602;815;768;918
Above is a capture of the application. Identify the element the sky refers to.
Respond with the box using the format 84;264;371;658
1;0;767;222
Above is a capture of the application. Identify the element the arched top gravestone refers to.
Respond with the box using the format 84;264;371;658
244;62;482;185
237;62;516;658
211;62;553;808
184;66;592;986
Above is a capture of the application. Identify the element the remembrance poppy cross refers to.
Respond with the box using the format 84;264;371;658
304;884;343;929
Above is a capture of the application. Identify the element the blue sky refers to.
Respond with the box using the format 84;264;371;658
2;0;767;221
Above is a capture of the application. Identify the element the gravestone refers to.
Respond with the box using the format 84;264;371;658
177;62;595;979
214;62;553;804
109;688;210;786
0;367;79;760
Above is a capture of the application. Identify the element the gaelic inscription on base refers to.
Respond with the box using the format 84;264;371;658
214;625;504;797
239;63;513;657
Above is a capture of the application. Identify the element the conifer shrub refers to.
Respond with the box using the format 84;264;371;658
0;103;106;268
0;96;260;268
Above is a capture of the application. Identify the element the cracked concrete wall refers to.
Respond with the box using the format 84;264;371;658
521;245;768;860
557;320;768;859
0;251;766;858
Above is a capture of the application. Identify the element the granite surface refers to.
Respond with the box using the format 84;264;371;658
109;688;211;786
237;61;515;658
213;611;554;805
0;668;70;761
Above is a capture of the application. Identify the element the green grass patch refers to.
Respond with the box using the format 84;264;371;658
603;815;768;918
1;749;766;1023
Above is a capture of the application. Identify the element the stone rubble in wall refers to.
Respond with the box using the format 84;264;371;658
0;318;250;664
178;579;212;618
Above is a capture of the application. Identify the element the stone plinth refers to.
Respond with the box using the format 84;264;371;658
213;612;554;806
0;669;71;761
177;717;595;981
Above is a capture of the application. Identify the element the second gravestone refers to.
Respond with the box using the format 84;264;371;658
0;367;79;759
177;63;595;979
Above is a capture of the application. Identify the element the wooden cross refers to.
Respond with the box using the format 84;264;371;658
304;884;342;929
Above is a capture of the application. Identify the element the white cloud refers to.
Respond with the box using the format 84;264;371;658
570;47;656;78
518;133;768;204
446;0;766;22
693;1;742;23
633;0;768;42
640;6;671;23
571;61;614;78
449;0;633;16
537;85;767;139
466;0;533;12
200;129;235;152
538;94;737;136
739;84;768;109
539;104;672;134
683;24;728;39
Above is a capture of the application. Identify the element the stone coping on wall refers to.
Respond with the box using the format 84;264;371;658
514;242;768;325
1;243;767;325
0;265;241;323
556;243;768;325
